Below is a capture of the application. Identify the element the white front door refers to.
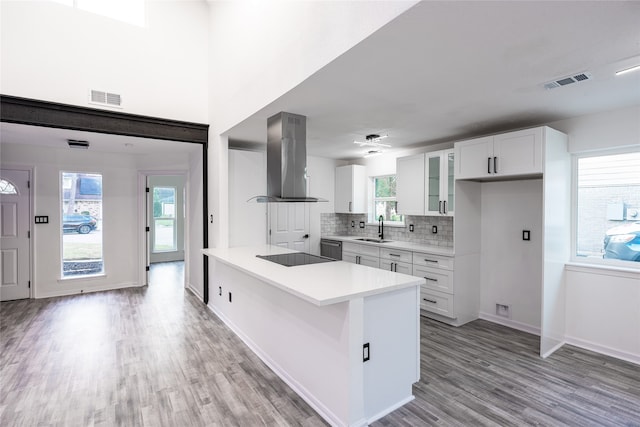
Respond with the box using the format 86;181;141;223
268;203;310;252
0;169;31;301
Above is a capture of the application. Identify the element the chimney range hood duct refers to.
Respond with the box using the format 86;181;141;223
250;112;326;203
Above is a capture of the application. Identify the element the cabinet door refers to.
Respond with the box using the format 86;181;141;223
396;154;425;215
455;136;493;180
425;152;442;215
342;253;358;264
334;166;352;213
443;149;455;216
493;128;543;177
359;254;380;268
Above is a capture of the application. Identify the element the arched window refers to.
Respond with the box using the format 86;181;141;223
0;179;18;195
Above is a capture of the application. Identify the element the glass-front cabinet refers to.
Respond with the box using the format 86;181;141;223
425;149;454;216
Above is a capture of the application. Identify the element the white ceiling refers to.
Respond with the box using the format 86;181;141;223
2;2;638;160
0;122;200;155
225;1;640;160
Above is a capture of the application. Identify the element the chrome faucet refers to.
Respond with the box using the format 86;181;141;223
378;215;384;240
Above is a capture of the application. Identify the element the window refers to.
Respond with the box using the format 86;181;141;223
575;150;640;265
0;179;17;195
153;187;177;252
370;175;404;225
61;172;103;277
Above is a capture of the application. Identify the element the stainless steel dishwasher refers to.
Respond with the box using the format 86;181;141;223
320;239;342;260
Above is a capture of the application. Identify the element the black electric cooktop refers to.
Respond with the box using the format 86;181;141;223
256;252;337;267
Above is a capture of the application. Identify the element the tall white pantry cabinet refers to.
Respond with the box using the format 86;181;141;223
453;126;570;358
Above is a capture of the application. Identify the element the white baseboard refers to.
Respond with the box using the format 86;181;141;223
35;281;140;299
186;283;203;300
479;312;541;336
206;303;351;427
565;335;640;366
367;395;414;425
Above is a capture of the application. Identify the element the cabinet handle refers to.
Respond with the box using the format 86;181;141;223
438;200;442;214
424;259;438;263
494;156;498;174
394;263;398;272
390;263;394;271
424;276;438;282
349;201;352;212
389;253;401;257
488;157;492;174
423;298;437;304
443;200;447;214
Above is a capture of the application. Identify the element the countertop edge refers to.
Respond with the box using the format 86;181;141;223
321;235;455;256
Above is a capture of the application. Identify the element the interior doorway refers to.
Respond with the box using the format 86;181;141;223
144;172;188;287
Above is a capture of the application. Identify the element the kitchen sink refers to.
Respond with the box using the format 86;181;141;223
355;238;392;243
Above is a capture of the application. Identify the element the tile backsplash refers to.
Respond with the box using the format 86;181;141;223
321;213;453;247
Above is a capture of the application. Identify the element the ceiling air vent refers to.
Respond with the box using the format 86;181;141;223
544;72;593;90
67;139;90;149
89;89;122;108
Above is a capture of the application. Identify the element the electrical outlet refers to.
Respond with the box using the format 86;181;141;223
351;221;355;227
409;224;414;232
432;225;437;234
523;230;531;241
359;221;365;228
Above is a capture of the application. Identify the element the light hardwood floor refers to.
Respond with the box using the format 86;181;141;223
1;262;639;426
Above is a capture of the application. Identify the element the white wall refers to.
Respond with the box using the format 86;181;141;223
479;180;543;330
228;149;266;247
226;151;339;255
1;142;194;298
207;1;418;134
565;266;640;364
1;0;209;123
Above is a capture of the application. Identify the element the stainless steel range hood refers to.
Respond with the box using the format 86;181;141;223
250;112;326;203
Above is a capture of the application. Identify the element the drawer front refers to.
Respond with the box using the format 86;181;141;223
342;242;360;254
342;253;358;264
380;260;412;274
379;247;412;263
420;288;455;318
413;265;453;294
358;244;380;257
412;252;453;270
359;254;379;268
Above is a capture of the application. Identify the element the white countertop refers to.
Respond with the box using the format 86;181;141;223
322;235;455;256
202;245;423;307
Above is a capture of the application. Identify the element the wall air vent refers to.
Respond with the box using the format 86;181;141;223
544;72;593;90
89;89;122;108
67;139;90;149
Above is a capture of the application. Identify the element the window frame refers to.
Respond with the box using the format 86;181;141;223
368;174;405;226
570;147;640;269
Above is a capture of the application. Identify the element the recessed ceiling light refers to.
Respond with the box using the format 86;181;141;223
615;64;640;76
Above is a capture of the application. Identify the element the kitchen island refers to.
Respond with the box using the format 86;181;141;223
202;245;423;427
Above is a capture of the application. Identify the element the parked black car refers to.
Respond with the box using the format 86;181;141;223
604;221;640;261
63;214;97;234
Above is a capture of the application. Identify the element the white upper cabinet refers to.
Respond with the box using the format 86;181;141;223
396;154;425;215
335;165;367;213
397;149;454;216
425;149;454;216
455;127;543;180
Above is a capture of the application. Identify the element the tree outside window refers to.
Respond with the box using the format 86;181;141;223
371;175;404;224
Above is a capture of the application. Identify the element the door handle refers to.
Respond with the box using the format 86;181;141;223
303;234;309;239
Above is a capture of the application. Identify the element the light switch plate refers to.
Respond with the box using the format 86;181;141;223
523;230;530;241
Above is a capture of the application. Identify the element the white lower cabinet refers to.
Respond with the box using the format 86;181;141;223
343;242;380;268
380;259;412;274
413;265;453;294
419;288;455;317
